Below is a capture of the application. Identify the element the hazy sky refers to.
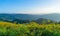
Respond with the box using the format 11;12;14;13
0;0;60;14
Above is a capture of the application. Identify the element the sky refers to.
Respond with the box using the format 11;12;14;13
0;0;60;14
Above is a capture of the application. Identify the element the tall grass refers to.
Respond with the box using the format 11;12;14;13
0;22;59;36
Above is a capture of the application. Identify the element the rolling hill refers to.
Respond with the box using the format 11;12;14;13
0;13;59;24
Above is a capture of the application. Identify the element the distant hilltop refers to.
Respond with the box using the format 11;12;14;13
0;13;60;24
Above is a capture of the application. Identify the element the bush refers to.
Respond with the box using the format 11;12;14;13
0;22;59;36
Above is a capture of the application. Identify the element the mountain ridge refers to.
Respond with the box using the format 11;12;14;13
0;13;59;22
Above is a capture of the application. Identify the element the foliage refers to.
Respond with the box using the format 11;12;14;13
0;22;59;36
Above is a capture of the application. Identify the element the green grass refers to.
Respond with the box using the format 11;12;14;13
0;22;59;36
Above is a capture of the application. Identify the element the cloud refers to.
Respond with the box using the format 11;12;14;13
19;0;60;14
17;6;60;14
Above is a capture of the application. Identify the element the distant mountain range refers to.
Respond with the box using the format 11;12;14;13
0;13;60;24
0;13;60;21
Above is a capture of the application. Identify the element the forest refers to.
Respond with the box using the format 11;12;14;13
0;14;59;36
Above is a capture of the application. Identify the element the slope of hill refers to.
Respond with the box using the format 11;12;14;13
37;13;60;22
34;18;55;24
0;13;60;23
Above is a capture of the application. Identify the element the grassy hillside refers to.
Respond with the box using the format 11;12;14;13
0;22;59;36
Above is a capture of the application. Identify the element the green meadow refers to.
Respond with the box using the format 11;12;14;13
0;22;59;36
